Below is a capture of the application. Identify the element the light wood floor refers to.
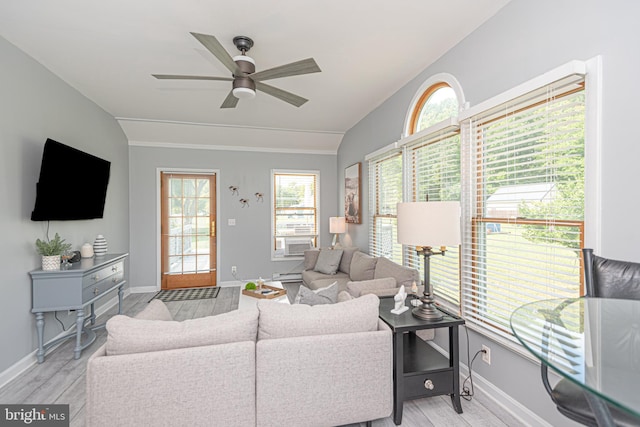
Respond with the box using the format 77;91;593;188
0;288;526;427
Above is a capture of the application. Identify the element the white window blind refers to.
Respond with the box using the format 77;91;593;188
368;151;403;264
461;76;586;339
404;129;461;305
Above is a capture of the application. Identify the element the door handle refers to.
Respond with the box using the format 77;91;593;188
211;220;215;238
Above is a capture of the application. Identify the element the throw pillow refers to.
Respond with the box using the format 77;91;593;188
313;249;343;275
350;251;377;281
338;247;359;275
134;299;173;321
303;249;321;270
337;290;354;302
347;277;397;297
105;307;259;356
257;293;380;340
374;256;420;289
294;282;338;305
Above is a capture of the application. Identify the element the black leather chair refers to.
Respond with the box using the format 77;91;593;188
540;248;640;426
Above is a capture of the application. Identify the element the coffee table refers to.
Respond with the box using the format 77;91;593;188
237;280;290;310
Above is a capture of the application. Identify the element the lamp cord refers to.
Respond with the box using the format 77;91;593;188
460;325;483;401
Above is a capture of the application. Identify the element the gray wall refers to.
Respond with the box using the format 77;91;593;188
0;36;129;373
338;0;639;425
129;146;337;288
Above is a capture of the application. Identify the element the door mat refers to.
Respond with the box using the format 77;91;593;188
150;286;220;303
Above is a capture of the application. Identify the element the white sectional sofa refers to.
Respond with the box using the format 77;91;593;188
86;295;393;427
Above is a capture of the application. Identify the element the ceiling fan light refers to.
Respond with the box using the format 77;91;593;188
232;87;256;99
233;54;255;66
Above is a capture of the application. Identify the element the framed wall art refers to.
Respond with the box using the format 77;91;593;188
344;162;361;224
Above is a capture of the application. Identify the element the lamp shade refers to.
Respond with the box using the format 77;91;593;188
329;216;346;234
397;201;461;247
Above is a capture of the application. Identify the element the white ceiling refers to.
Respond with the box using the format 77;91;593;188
0;0;509;153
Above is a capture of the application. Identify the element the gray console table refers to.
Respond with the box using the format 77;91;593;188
29;253;128;363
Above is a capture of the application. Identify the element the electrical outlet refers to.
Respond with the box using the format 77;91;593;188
482;345;491;365
231;266;237;275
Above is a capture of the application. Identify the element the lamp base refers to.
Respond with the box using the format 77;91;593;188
412;298;443;321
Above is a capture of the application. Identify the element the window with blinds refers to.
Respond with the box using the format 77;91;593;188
272;171;319;259
368;152;403;264
405;129;461;304
461;77;586;338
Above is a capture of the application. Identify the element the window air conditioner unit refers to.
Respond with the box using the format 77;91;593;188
284;239;313;256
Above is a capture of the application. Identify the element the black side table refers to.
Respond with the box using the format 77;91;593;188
378;297;465;425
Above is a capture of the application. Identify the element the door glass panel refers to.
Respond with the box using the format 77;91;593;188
184;179;196;197
196;235;210;253
196;216;210;234
168;237;181;256
170;179;182;197
183;255;196;272
197;199;210;215
197;179;210;197
169;256;182;273
184;198;196;216
169;217;182;235
197;255;210;271
170;198;182;216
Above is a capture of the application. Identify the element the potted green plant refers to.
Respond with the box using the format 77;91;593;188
35;233;72;270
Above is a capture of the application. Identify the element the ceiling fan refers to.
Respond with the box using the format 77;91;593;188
152;33;321;109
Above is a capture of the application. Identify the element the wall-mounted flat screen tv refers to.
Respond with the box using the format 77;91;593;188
31;139;111;221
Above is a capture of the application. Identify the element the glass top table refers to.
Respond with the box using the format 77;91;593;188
510;297;640;420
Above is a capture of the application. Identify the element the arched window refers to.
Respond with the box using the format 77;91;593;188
409;82;459;134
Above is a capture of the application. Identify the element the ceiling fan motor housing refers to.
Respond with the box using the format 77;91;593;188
232;55;256;98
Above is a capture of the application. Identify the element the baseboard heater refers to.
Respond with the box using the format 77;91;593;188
272;273;303;283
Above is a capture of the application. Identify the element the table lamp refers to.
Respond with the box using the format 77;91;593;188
397;201;461;321
329;216;346;248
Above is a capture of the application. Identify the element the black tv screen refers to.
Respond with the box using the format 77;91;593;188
31;139;111;221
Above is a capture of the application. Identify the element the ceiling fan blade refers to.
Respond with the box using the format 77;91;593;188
220;90;239;109
152;74;233;81
255;82;308;107
190;32;238;74
250;58;321;82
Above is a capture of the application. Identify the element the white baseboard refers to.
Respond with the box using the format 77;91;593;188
429;341;552;427
129;285;159;293
0;290;129;390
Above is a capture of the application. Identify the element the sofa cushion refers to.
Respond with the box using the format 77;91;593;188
350;252;378;281
133;300;173;321
302;270;349;287
313;249;343;275
303;249;320;270
338;247;359;275
374;256;420;289
347;277;397;297
307;277;351;293
294;281;338;305
105;307;259;356
257;293;380;340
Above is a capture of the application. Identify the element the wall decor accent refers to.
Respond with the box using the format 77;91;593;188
229;185;239;195
239;198;249;208
255;192;264;202
344;162;361;224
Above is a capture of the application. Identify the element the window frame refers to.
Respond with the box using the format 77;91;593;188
271;169;320;261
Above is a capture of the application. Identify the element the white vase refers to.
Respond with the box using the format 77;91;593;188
93;235;107;257
42;255;60;271
81;243;94;258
